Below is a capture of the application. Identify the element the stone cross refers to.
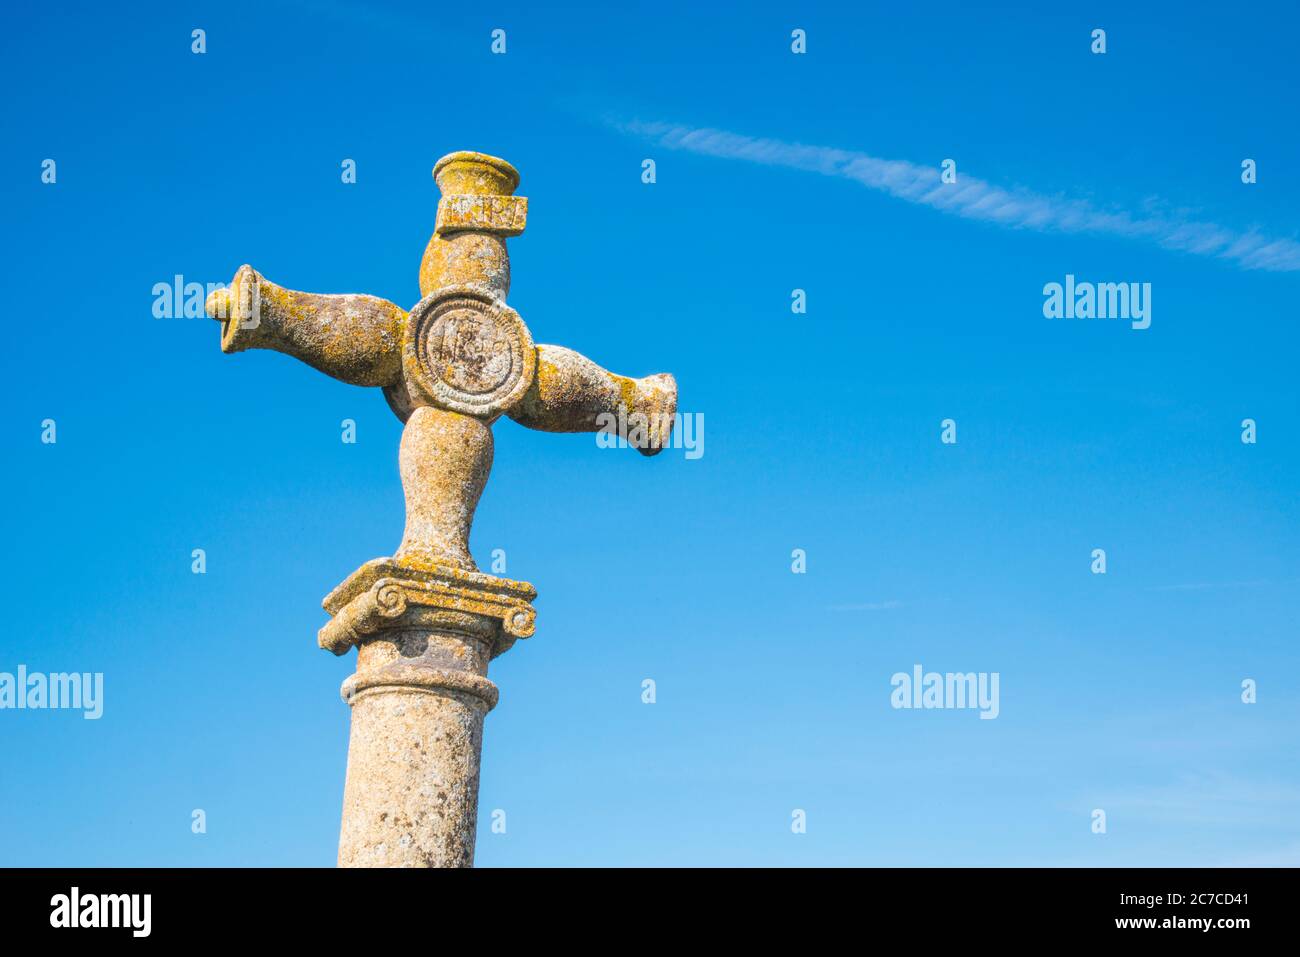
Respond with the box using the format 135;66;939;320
204;151;677;867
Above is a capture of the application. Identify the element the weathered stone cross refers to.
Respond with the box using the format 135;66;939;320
204;151;676;867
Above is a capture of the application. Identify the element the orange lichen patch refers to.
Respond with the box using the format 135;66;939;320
418;231;511;299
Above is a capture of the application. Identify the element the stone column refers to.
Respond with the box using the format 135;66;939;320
336;609;499;868
320;406;536;868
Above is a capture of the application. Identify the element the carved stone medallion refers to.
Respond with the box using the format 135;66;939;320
401;285;536;418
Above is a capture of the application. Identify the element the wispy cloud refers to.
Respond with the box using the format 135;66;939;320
617;120;1300;273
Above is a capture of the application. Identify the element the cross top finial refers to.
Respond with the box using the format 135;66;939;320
433;150;520;193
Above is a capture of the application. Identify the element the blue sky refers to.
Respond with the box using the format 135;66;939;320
2;0;1298;866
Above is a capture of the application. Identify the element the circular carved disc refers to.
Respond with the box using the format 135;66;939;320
402;287;535;418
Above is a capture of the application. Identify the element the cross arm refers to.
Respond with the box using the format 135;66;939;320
507;344;677;455
204;265;406;388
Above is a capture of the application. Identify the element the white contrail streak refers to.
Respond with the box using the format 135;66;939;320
619;120;1300;273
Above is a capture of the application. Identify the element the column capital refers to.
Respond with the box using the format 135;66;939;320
317;557;537;659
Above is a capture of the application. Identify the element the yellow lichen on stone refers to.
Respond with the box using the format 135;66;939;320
204;149;679;869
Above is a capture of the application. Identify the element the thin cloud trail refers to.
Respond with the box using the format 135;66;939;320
618;120;1300;273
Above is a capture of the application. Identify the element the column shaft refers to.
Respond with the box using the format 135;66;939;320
336;614;499;867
